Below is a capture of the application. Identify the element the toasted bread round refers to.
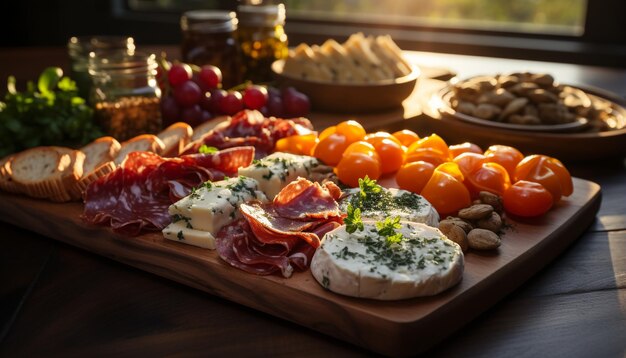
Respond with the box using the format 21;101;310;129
158;122;193;157
114;134;165;165
80;136;121;175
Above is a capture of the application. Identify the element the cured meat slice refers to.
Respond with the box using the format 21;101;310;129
83;148;254;236
273;178;341;220
215;221;279;276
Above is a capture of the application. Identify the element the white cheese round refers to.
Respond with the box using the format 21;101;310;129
311;220;464;300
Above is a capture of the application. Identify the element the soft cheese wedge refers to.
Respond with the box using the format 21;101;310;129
339;187;440;227
311;220;464;300
238;152;322;199
163;176;268;249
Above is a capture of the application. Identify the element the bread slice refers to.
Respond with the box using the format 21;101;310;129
74;161;116;197
114;134;165;165
80;136;121;175
0;155;20;194
191;116;231;141
157;122;193;157
10;146;85;202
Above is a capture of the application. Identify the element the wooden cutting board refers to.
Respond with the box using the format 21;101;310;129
0;178;601;356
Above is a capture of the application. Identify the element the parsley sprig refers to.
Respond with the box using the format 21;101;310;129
376;216;404;245
344;204;364;233
198;145;218;154
358;176;381;202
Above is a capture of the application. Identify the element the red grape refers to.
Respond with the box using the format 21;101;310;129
209;89;227;113
174;81;202;107
219;91;244;115
180;104;203;126
242;85;268;110
168;64;192;87
200;110;213;123
266;95;284;117
282;87;310;117
199;91;212;111
199;65;222;89
160;96;180;126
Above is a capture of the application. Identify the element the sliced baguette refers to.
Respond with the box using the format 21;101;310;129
80;136;121;175
0;155;20;194
157;122;193;157
74;160;116;196
114;134;165;165
191;116;231;141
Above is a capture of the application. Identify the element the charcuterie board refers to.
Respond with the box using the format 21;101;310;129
0;177;601;356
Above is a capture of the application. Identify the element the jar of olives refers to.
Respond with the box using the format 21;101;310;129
180;10;241;88
236;3;288;83
88;52;162;141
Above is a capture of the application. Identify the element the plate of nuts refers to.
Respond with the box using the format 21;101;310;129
439;72;626;133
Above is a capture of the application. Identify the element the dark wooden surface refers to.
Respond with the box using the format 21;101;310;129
1;47;625;357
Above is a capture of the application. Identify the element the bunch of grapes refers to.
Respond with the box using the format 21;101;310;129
158;63;311;127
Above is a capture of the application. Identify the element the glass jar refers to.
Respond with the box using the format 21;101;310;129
180;10;241;88
236;3;289;83
89;52;162;141
67;36;135;99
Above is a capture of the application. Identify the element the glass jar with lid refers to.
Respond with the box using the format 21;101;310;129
236;3;289;83
67;36;135;99
180;10;241;88
89;52;162;141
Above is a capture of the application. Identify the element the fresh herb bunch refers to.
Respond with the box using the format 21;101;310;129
0;67;103;157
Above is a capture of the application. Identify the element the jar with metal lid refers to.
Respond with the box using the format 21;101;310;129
67;36;135;100
89;52;162;141
181;10;241;88
236;3;288;83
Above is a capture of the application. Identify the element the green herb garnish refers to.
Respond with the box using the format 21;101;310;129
198;145;218;154
344;204;364;233
358;176;381;201
376;216;404;245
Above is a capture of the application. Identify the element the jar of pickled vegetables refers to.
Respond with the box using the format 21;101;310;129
88;52;162;141
180;10;241;88
236;3;288;83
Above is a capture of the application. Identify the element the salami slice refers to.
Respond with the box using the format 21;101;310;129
273;178;341;220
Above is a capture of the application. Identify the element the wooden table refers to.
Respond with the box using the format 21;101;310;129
1;47;625;357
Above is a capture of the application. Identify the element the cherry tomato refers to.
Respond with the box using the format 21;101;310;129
312;133;349;166
484;145;524;178
503;180;553;217
453;152;486;176
364;131;403;147
396;161;435;194
410;134;450;158
405;148;448;167
367;138;405;174
421;170;471;215
449;142;483;158
435;162;464;182
275;133;318;156
336;120;366;144
392;129;420;147
343;140;379;158
514;155;573;202
318;126;336;141
335;152;382;188
466;162;511;197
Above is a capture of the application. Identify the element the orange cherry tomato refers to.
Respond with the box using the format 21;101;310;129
335;152;382;188
405;148;448;167
435;162;464;182
503;180;553;217
275;133;318;156
312;133;349;166
449;142;483;158
453;152;486;176
411;134;450;158
514;155;573;202
421;170;471;215
343;140;379;158
396;161;435;194
367;138;405;174
392;129;420;147
364;131;403;147
318;125;337;141
335;120;366;144
484;145;524;178
466;162;511;197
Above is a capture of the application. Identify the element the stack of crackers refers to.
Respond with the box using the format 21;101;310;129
282;33;413;83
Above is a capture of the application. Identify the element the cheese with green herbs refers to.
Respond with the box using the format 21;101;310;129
311;220;464;300
162;176;267;249
237;152;321;199
339;187;439;227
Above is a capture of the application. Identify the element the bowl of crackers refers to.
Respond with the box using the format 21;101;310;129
272;33;420;113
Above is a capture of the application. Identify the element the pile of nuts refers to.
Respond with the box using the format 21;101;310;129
449;72;623;132
439;191;504;252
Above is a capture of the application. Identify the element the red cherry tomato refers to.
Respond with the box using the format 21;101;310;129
466;162;511;197
396;161;435;194
503;180;553;217
392;129;420;147
484;145;524;178
421;170;471;215
449;142;483;158
514;155;573;202
312;133;349;166
336;152;382;188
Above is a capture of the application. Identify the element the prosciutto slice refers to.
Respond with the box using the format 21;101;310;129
82;147;254;236
216;178;343;278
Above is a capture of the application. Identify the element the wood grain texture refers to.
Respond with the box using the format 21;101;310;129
0;178;601;356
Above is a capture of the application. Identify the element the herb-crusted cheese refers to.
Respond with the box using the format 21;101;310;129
162;176;267;249
310;220;464;300
339;187;439;227
237;152;321;199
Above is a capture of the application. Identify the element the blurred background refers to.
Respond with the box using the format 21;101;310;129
0;0;625;66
